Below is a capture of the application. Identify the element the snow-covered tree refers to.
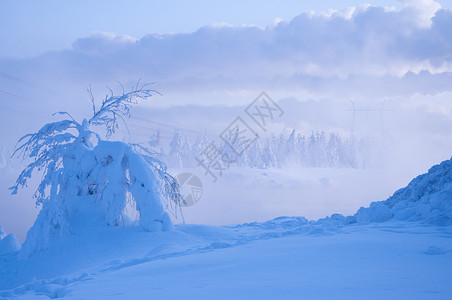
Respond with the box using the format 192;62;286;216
343;136;358;168
261;139;276;169
235;133;252;167
168;130;184;168
307;131;328;167
148;130;161;151
296;134;309;167
283;129;300;167
140;128;367;170
0;225;20;255
246;140;261;168
326;133;344;168
11;84;181;257
180;137;191;168
187;134;207;168
271;134;285;168
219;129;243;168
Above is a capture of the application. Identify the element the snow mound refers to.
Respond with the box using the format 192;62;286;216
381;158;452;225
19;140;175;258
326;157;452;225
424;246;447;255
0;226;20;255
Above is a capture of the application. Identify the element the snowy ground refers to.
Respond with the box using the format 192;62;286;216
2;155;452;299
1;220;451;299
1;164;417;243
169;166;417;226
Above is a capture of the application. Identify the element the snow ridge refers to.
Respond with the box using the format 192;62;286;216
327;157;452;226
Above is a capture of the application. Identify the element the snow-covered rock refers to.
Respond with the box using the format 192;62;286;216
323;157;452;226
355;202;393;224
379;158;452;225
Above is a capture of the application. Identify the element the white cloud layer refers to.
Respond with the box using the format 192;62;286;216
1;3;451;96
397;0;441;26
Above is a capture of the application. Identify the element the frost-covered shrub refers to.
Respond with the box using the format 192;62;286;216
11;84;181;257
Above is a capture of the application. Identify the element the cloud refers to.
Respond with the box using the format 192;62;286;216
1;2;452;100
122;4;451;80
72;31;137;55
397;0;441;27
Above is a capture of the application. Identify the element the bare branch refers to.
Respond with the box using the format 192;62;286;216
87;85;96;116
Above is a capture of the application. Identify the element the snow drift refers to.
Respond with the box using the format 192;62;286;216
0;226;20;255
1;156;452;297
15;154;452;259
328;157;452;226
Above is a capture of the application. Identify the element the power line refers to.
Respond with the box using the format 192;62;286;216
130;115;218;138
0;71;60;96
126;124;181;137
0;89;28;100
0;72;35;86
127;123;220;142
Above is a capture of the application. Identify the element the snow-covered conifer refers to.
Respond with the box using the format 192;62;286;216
11;84;181;257
261;139;276;169
168;130;184;168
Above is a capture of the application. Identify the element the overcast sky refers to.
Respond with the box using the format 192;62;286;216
0;0;407;58
1;0;452;183
0;1;450;57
